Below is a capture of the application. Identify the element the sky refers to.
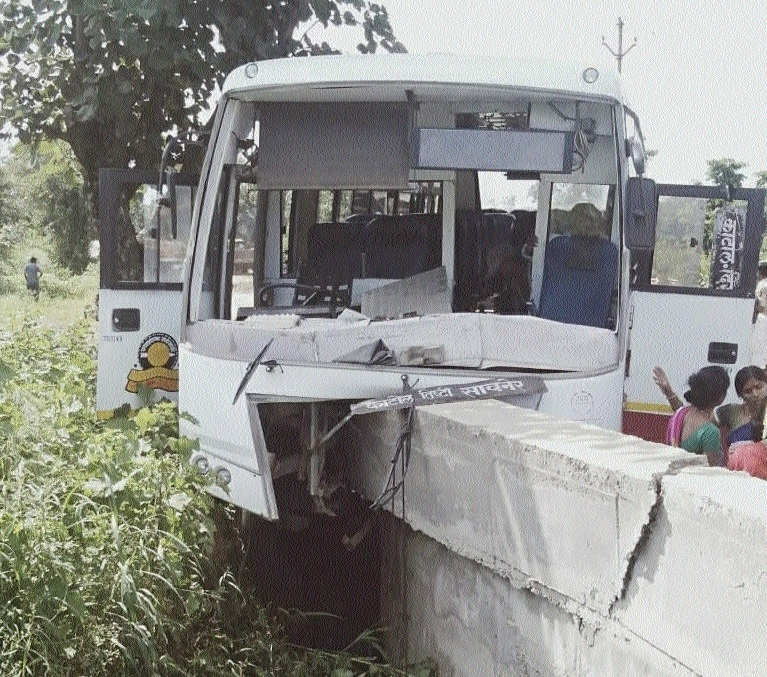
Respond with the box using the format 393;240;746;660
329;0;766;186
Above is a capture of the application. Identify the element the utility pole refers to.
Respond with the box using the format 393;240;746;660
601;17;637;73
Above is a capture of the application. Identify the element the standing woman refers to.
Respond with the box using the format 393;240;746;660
723;366;767;445
656;364;767;454
750;279;767;370
661;366;730;466
724;366;767;481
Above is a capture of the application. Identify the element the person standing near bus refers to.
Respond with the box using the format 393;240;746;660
750;279;767;370
24;256;42;300
655;365;730;467
724;366;767;444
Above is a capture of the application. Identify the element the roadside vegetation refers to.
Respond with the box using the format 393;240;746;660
0;248;431;675
0;245;99;329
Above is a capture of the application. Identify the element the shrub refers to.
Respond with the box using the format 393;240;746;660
0;321;216;674
0;320;434;676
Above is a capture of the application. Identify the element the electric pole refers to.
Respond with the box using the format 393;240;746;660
601;17;637;73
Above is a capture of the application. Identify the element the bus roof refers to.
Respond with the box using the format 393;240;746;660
221;53;624;105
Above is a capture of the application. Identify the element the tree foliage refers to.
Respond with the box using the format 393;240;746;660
0;164;22;264
0;0;405;205
706;157;747;190
37;142;95;274
703;158;767;276
2;140;94;273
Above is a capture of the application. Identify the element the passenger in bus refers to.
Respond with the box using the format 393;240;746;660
478;212;537;315
480;250;531;314
657;365;730;466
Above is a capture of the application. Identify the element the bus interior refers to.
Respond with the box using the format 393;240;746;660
190;93;625;377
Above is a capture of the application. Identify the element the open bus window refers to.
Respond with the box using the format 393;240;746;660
478;174;538;211
651;196;749;290
142;185;194;284
229;182;260;319
100;171;196;289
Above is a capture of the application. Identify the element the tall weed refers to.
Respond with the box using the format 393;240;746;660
0;321;433;676
0;320;213;675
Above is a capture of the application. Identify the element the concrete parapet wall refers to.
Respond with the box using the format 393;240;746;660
351;401;767;676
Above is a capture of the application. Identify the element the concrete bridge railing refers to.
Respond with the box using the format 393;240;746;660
350;400;767;677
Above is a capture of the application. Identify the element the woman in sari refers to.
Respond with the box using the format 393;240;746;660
722;366;767;445
654;365;730;466
723;367;767;480
655;365;767;456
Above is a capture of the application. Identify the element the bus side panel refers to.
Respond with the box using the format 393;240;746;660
538;366;625;432
96;288;183;417
622;409;671;445
624;291;756;443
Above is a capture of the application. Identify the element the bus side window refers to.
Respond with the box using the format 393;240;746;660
651;195;749;291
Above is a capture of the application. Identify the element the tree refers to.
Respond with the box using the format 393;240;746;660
36;141;94;274
0;0;405;211
706;158;747;191
2;140;94;273
0;166;20;268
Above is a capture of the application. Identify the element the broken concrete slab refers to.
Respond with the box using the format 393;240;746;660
352;399;699;616
379;516;701;677
355;398;767;675
616;467;767;677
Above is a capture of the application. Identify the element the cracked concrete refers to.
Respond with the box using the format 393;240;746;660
351;399;766;676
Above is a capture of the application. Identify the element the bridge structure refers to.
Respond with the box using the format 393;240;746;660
350;400;767;676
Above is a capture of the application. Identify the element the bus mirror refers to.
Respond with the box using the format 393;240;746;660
625;177;657;251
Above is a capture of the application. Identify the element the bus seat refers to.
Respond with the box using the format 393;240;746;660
510;210;537;252
302;221;364;283
405;213;442;271
453;211;484;310
344;212;377;224
296;220;364;307
538;235;619;327
363;213;441;278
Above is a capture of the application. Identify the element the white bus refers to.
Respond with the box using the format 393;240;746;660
96;53;765;518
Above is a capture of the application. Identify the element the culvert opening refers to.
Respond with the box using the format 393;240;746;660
238;477;382;651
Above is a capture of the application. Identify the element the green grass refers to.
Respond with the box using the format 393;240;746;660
0;236;98;330
0;250;435;676
0;273;98;330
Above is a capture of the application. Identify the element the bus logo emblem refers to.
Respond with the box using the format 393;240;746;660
126;333;179;394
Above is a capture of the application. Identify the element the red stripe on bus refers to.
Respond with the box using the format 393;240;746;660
622;409;671;445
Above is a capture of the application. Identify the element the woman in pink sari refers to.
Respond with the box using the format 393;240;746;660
727;441;767;480
656;365;730;466
655;365;767;478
